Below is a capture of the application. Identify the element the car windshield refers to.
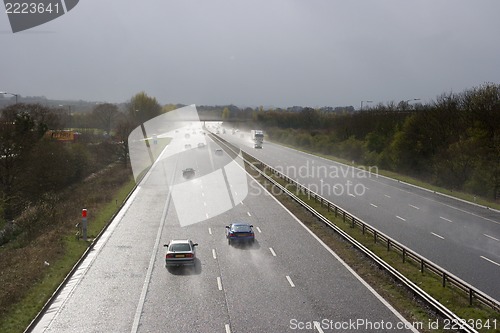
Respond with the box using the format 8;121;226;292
169;243;191;252
232;225;251;232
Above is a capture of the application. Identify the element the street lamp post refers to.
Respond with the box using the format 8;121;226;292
0;91;19;104
360;100;373;111
59;104;72;128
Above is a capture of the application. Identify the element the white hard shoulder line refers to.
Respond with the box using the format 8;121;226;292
34;186;140;333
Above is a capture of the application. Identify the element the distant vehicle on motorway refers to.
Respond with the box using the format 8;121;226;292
197;142;205;148
251;130;264;148
225;223;255;244
215;148;223;155
163;239;198;267
184;143;192;149
182;167;195;178
185;133;190;139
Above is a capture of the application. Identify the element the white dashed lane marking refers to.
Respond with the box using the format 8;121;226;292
431;232;444;240
217;277;223;290
481;256;500;267
484;234;499;242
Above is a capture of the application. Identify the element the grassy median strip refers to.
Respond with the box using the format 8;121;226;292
244;157;500;333
0;168;135;333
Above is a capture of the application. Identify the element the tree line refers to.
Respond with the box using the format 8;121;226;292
0;91;164;244
255;83;500;200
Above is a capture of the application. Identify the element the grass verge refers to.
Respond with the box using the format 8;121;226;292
0;169;135;333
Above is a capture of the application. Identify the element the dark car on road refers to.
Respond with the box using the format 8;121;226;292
182;168;195;178
225;223;255;244
164;239;198;267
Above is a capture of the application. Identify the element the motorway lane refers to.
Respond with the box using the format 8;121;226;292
218;129;500;300
137;159;417;332
35;128;418;333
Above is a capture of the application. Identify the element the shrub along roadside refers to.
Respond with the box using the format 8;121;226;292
0;164;134;333
267;139;500;211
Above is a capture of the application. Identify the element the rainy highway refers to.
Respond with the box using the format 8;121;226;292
219;127;500;301
32;127;418;333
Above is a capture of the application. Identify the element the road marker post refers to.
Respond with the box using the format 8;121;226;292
82;209;88;241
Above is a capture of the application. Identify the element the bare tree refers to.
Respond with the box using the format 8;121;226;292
0;104;55;221
92;103;119;135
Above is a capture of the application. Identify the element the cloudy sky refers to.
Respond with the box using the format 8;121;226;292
1;0;499;108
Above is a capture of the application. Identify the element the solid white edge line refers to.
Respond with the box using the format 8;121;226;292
483;234;499;242
131;188;171;333
286;275;295;287
42;186;140;332
217;277;223;290
248;177;419;333
431;232;444;240
269;247;277;257
212;249;217;259
225;323;231;333
480;256;500;267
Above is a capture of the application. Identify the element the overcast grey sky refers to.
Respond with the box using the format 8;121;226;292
1;0;499;108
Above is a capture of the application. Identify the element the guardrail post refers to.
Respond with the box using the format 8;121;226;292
442;272;446;287
327;202;330;212
387;239;390;251
362;224;365;235
469;288;474;306
343;211;346;223
374;230;377;243
334;206;337;217
421;260;424;274
351;217;355;228
402;248;406;263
